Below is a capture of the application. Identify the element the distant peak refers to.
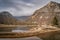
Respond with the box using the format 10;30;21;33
0;11;13;17
0;11;10;14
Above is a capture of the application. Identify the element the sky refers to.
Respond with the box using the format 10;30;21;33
0;0;60;16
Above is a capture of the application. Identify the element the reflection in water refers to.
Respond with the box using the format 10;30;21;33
12;30;28;32
14;26;31;30
12;26;32;32
0;26;42;40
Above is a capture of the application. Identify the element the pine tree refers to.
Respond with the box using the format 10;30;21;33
53;16;58;25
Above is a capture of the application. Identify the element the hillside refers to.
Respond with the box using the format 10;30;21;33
0;11;36;25
27;1;60;27
0;11;18;25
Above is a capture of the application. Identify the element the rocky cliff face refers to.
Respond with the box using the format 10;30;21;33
0;11;17;24
28;1;60;27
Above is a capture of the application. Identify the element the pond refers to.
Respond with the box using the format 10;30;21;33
0;37;41;40
0;26;42;40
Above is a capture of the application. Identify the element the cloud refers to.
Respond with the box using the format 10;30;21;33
0;0;36;16
0;0;60;16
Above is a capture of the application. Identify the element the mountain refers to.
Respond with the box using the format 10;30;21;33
15;16;29;21
28;1;60;27
0;11;18;25
0;11;33;25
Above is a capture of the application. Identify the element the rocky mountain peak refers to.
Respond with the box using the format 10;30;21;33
46;1;60;10
48;1;57;5
28;1;60;27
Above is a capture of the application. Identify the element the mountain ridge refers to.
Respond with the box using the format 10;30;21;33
27;1;60;27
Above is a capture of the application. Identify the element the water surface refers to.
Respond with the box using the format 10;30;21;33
0;26;42;40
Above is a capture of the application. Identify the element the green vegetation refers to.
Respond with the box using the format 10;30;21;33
52;16;58;25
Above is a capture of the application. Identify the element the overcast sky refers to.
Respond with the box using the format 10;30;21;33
0;0;60;16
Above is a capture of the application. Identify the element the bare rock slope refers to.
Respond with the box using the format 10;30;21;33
28;1;60;27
